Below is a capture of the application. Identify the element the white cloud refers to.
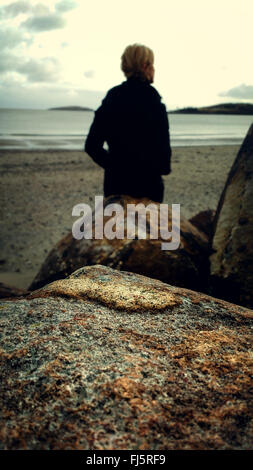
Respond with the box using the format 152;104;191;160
0;0;253;109
31;3;50;16
55;0;77;13
0;51;22;73
17;57;61;82
0;51;61;83
1;1;31;18
84;70;95;79
0;27;31;49
219;84;253;100
21;12;66;31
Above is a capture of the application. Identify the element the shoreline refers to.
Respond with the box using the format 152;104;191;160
0;140;244;151
0;145;240;289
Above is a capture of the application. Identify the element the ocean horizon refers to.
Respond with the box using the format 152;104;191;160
0;108;252;150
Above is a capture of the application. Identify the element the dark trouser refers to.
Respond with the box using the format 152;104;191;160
104;169;164;203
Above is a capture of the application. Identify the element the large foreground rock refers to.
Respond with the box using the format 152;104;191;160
1;265;252;450
29;195;210;293
210;124;253;308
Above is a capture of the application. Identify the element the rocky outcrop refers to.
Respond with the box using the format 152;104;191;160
210;124;253;308
0;282;27;299
190;209;216;240
29;195;211;293
0;265;252;450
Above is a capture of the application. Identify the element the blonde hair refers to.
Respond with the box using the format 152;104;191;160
121;43;154;79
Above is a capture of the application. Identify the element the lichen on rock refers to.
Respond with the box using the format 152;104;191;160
0;265;252;450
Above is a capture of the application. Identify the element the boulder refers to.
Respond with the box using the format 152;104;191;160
210;124;253;308
29;195;211;293
0;265;252;449
0;282;27;299
190;209;216;240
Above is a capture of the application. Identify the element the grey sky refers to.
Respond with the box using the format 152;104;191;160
17;57;61;82
55;0;77;13
2;0;31;17
219;84;253;100
0;27;31;48
0;0;252;109
21;13;66;31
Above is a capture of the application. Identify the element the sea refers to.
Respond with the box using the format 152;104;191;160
0;108;252;150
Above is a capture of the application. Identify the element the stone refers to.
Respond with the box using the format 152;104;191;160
29;195;211;294
210;124;253;308
0;265;252;449
0;282;27;299
190;209;216;240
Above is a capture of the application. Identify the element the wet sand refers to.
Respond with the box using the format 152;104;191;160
0;146;239;289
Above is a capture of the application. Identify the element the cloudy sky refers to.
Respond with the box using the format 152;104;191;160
0;0;253;110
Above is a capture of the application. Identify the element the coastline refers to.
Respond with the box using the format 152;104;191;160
0;145;239;289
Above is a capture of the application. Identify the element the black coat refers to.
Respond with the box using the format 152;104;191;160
84;76;171;202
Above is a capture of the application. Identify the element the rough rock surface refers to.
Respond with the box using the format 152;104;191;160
1;265;252;450
210;124;253;308
29;195;210;293
0;282;27;299
190;209;216;240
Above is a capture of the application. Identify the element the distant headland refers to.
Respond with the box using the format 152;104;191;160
48;106;94;111
47;103;253;115
169;102;253;115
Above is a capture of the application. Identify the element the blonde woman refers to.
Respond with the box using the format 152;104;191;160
85;44;171;202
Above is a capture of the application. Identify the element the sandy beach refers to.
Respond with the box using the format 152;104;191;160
0;145;239;289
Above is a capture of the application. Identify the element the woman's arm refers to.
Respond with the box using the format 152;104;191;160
84;106;111;170
153;101;172;175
